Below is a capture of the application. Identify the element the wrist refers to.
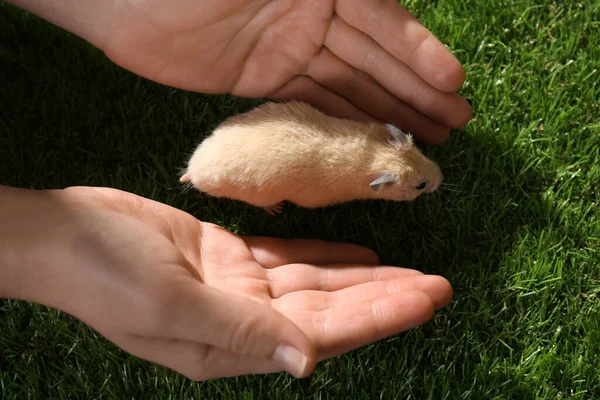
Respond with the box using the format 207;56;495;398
4;0;116;51
0;185;81;304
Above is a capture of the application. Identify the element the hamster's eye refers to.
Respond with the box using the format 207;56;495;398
416;182;427;190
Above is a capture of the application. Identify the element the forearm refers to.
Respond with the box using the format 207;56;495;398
4;0;115;50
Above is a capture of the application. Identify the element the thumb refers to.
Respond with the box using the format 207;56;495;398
159;282;316;378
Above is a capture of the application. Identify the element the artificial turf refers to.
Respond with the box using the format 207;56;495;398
1;0;599;398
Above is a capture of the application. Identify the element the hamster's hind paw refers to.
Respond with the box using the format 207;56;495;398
263;201;286;216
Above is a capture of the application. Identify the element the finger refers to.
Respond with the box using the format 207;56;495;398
335;0;466;92
270;75;377;122
266;264;424;297
276;274;453;312
305;47;451;144
149;279;316;378
325;15;472;129
333;275;453;309
243;236;380;268
277;276;452;358
114;334;286;381
288;290;437;359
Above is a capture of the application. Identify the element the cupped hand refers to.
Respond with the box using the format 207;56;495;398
102;0;471;143
37;186;452;381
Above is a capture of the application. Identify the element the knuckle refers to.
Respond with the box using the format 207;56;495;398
226;314;264;354
406;30;432;66
371;300;388;320
313;311;332;340
370;302;386;338
362;48;379;74
365;2;383;37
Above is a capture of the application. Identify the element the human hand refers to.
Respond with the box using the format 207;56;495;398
1;186;452;381
102;0;471;144
7;0;471;144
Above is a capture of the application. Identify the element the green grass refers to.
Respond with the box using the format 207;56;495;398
1;0;599;398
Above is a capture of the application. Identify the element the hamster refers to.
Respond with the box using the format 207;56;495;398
180;101;443;215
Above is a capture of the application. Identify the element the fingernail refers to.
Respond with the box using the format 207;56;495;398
272;344;308;378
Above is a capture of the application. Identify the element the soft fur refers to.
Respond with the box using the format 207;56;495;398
180;101;443;210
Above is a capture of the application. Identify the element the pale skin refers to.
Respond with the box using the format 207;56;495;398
2;0;468;381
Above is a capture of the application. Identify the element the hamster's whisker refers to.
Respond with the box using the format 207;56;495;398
442;163;465;168
439;183;467;190
438;185;469;194
448;149;475;160
439;182;464;187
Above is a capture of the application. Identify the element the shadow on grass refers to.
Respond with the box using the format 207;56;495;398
180;120;567;398
3;3;596;398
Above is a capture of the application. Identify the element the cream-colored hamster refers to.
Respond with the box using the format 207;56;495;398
180;101;443;214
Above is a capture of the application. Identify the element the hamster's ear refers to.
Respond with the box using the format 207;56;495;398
369;172;398;192
180;173;191;183
385;124;411;148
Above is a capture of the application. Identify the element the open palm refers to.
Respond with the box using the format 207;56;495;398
104;0;471;143
53;186;452;380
